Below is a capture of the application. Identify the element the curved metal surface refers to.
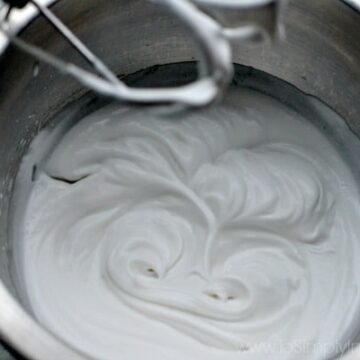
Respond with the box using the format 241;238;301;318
344;0;360;10
0;0;359;359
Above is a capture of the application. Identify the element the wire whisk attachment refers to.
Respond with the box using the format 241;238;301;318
0;0;285;107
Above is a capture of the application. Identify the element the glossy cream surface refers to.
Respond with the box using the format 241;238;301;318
17;89;360;360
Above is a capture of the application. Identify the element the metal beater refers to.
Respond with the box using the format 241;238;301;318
0;0;285;106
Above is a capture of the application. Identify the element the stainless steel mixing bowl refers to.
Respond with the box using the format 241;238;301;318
0;0;360;359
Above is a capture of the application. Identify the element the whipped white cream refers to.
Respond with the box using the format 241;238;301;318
17;89;360;360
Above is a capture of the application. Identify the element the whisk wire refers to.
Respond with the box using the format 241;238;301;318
29;0;120;84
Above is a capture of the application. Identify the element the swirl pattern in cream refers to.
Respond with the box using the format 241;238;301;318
18;90;360;360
